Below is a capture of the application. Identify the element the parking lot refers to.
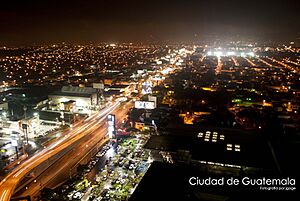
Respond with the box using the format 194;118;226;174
52;133;152;201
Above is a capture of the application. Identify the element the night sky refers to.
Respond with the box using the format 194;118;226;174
0;0;299;45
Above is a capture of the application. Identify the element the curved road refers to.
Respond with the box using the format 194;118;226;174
0;99;125;201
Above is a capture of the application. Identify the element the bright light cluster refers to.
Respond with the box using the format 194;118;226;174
206;51;255;57
197;131;225;142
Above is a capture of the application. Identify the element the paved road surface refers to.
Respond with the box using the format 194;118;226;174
0;99;131;201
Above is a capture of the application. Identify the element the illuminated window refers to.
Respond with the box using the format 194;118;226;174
226;144;233;151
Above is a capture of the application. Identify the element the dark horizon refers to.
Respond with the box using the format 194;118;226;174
0;0;300;46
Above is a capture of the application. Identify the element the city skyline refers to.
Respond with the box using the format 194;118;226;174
0;1;299;200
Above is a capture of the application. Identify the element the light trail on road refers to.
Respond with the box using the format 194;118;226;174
0;100;123;201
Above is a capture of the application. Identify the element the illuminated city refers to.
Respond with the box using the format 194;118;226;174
0;0;299;201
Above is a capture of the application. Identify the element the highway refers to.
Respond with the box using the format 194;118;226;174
16;100;133;199
0;98;130;201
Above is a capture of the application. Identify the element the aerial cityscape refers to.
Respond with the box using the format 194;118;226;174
0;0;299;201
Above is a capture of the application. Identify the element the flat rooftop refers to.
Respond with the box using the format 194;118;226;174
144;127;276;170
49;91;92;98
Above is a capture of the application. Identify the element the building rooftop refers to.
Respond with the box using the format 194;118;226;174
49;86;97;98
49;91;93;98
61;86;97;94
144;128;276;170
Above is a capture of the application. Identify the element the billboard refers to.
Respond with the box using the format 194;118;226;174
93;83;104;89
142;81;152;94
135;101;155;109
148;95;157;108
107;114;116;138
11;140;18;147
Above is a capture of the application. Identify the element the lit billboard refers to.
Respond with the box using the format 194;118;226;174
141;81;152;94
135;101;155;109
107;114;116;138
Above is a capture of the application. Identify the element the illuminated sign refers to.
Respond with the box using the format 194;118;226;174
142;81;152;94
135;101;155;109
107;114;116;138
11;140;18;147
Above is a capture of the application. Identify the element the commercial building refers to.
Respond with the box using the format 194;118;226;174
48;86;100;114
144;126;278;174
